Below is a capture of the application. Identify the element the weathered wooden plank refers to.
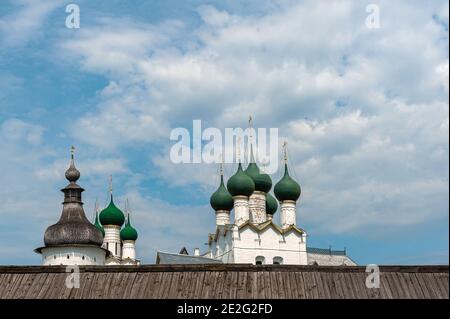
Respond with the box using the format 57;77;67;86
192;271;206;299
129;272;148;299
165;271;181;298
431;273;449;298
121;272;138;299
235;271;247;299
3;274;24;299
261;270;270;299
142;272;160;298
212;270;225;299
11;274;31;299
47;273;68;299
222;271;234;299
246;271;256;299
292;271;306;298
0;265;448;299
23;273;48;299
382;272;400;299
70;271;94;299
36;273;57;299
378;271;393;299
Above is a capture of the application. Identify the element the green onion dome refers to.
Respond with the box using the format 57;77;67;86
120;214;138;241
227;163;255;197
244;163;272;193
94;211;105;237
274;164;301;201
210;175;234;211
266;192;278;215
99;195;125;226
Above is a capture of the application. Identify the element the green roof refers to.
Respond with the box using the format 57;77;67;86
265;192;278;215
244;162;272;193
120;213;138;241
94;211;105;237
274;164;301;201
227;163;255;197
99;195;125;226
210;175;234;211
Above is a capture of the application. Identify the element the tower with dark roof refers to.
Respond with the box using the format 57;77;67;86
35;147;108;265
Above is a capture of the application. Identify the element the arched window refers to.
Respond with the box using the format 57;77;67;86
273;256;283;265
255;256;265;265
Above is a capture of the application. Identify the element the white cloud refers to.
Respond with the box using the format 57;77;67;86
0;0;64;47
48;0;450;238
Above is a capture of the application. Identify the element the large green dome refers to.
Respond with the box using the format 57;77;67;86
94;211;105;237
210;175;234;211
120;214;138;241
274;164;301;201
227;163;255;197
266;192;278;215
99;195;125;226
244;163;272;193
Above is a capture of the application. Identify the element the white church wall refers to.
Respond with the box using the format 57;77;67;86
41;246;106;266
231;226;308;265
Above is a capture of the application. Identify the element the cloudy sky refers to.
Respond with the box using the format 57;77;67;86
0;0;448;265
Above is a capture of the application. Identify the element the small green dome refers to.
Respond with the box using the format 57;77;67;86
253;172;272;193
274;164;301;201
244;163;272;193
266;192;278;215
120;214;138;241
210;175;234;211
99;195;125;226
227;163;255;197
94;211;105;237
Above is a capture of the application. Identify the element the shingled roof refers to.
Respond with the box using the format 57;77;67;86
0;264;447;299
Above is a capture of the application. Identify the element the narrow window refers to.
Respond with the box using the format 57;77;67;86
273;257;283;265
255;256;265;265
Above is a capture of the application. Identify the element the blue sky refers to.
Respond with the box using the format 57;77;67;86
0;0;448;265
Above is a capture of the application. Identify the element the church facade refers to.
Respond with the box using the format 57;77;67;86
159;124;356;266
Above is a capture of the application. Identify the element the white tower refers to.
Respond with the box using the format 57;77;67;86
227;137;255;226
210;163;233;226
35;147;107;265
120;201;139;265
274;142;301;229
99;176;125;265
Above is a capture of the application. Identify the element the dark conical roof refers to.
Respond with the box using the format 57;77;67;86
43;148;103;247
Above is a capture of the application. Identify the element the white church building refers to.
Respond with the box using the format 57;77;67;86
158;122;356;266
